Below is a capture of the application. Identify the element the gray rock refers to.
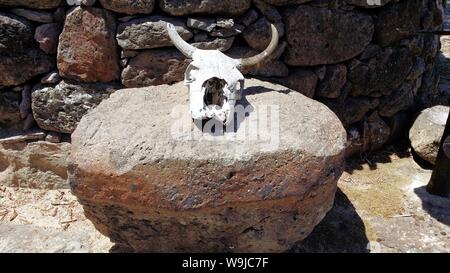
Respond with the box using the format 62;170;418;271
45;131;62;143
31;80;120;133
121;49;189;88
238;9;258;27
316;64;347;99
410;105;449;164
210;23;245;38
192;36;234;52
253;0;281;22
282;6;374;66
69;79;347;252
40;70;61;84
34;23;61;54
242;17;284;51
348;47;413;97
19;85;31;119
0;12;34;54
159;0;251;17
0;48;55;87
99;0;155;15
261;0;312;5
374;0;422;47
187;17;216;32
66;0;96;5
378;81;417;117
117;16;192;50
11;8;53;23
322;96;379;127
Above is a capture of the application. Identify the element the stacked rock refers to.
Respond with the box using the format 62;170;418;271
0;0;446;156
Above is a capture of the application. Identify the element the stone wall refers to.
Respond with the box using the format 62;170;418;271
0;0;445;155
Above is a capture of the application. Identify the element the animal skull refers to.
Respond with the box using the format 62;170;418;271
167;23;279;125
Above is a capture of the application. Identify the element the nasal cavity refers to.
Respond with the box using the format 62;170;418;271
203;77;226;108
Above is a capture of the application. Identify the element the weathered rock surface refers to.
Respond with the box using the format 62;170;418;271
34;23;61;54
348;47;413;97
282;6;374;66
99;0;155;15
69;79;346;252
10;8;54;23
116;16;192;50
0;0;62;9
159;0;251;17
0;140;70;189
268;68;318;97
57;7;119;83
31;80;120;133
242;17;284;51
0;12;34;54
0;49;55;87
316;64;347;99
121;49;189;87
374;0;422;47
261;0;311;5
410;105;449;164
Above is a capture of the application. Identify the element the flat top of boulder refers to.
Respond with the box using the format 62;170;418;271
71;79;346;174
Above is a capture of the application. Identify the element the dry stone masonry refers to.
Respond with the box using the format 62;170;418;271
0;0;445;156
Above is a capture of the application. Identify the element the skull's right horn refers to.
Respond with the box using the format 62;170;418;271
237;24;279;69
167;23;196;58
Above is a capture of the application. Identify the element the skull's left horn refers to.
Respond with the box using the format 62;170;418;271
237;24;279;69
167;23;196;58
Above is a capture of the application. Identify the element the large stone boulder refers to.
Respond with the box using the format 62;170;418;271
282;5;374;66
57;7;119;83
69;79;347;252
159;0;251;17
0;137;70;189
410;105;449;165
31;80;120;133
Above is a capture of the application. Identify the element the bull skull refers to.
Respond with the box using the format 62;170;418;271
167;23;279;125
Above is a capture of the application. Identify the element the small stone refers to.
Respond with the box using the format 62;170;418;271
34;23;62;54
187;17;216;32
210;23;245;38
40;70;61;84
238;9;258;27
216;18;234;29
253;0;281;22
192;36;234;52
22;113;35;130
45;131;62;143
66;0;96;5
410;105;449;165
11;8;54;23
316;64;347;99
0;129;46;144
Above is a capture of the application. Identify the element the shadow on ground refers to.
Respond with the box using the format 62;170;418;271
414;186;450;227
290;188;369;253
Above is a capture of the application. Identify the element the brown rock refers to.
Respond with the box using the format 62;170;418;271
282;5;374;66
322;97;378;127
242;17;284;51
57;7;119;83
0;140;70;189
159;0;251;17
121;49;189;87
99;0;155;15
0;90;21;127
69;79;347;252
